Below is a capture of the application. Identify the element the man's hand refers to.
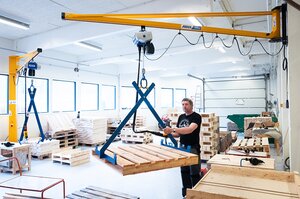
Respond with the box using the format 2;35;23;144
163;127;173;135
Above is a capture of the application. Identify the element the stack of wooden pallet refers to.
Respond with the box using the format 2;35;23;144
218;131;233;152
52;129;79;148
200;113;219;161
134;116;145;128
167;108;180;128
231;137;270;155
120;128;153;144
52;148;90;166
73;118;107;146
28;138;60;159
244;117;272;137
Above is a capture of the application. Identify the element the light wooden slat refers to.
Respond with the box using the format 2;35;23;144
247;138;255;148
118;146;165;163
262;137;269;146
240;139;248;147
148;144;198;158
105;149;135;167
255;138;261;147
139;144;186;160
130;145;174;161
87;186;139;199
232;139;242;148
108;147;149;165
72;191;106;199
81;188;125;199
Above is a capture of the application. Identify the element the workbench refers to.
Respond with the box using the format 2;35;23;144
0;143;31;174
207;154;275;170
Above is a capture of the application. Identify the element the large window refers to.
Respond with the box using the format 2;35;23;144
120;86;155;109
160;88;173;108
81;83;99;111
102;85;116;110
120;86;135;109
17;77;48;113
52;80;76;112
174;88;187;108
0;75;8;114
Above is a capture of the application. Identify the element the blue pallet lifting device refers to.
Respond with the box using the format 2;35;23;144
94;81;190;165
19;80;45;143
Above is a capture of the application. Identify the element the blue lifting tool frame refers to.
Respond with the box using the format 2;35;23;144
19;83;45;143
95;81;189;165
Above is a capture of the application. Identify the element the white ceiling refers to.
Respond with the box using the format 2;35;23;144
0;0;281;78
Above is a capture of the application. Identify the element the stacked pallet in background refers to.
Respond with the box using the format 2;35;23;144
52;148;90;166
244;117;272;137
52;129;79;148
120;128;153;144
73;118;107;146
167;108;180;128
200;113;219;161
218;131;233;152
135;116;145;128
231;137;270;155
28;138;60;159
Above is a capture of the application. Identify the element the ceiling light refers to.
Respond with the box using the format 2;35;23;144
217;46;226;53
188;17;202;26
0;15;30;30
75;42;102;52
232;60;237;64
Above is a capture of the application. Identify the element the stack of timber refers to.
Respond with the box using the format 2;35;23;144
231;137;270;155
94;144;198;175
187;165;300;199
52;148;90;166
120;128;153;144
244;116;272;138
52;129;78;148
66;186;139;199
73;118;107;146
28;138;60;159
200;113;220;161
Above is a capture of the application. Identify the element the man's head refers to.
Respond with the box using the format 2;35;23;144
181;98;193;114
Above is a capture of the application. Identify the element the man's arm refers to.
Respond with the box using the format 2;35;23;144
164;123;198;135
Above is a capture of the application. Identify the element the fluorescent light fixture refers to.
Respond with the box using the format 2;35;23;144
232;60;237;64
75;42;102;52
217;46;226;53
188;17;202;26
0;15;30;30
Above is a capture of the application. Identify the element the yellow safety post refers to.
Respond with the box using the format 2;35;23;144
8;48;42;142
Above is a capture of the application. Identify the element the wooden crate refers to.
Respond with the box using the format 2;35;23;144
232;137;270;153
187;165;300;199
67;186;139;199
207;154;275;170
52;148;90;166
95;144;198;175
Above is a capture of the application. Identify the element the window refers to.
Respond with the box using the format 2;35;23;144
52;80;76;112
102;85;116;110
17;77;48;113
160;88;173;108
0;75;8;114
174;88;186;108
81;83;99;111
120;86;135;109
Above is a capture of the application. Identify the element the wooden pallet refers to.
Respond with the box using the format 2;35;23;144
78;141;105;147
187;165;300;199
31;153;52;160
52;148;90;166
95;144;199;175
232;137;270;153
52;129;79;148
67;186;139;199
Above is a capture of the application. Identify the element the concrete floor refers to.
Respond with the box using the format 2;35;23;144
0;134;284;199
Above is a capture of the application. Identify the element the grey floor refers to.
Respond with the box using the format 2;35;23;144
0;134;284;199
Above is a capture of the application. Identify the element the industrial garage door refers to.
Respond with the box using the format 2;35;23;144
204;78;267;129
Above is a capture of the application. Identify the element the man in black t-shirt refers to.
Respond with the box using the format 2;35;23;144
164;98;201;197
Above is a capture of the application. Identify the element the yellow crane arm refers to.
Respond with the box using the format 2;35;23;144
62;6;281;39
8;48;42;142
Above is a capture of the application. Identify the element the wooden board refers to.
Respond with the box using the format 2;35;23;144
231;138;270;153
187;165;300;199
67;186;139;199
52;148;90;166
207;154;275;170
94;144;199;175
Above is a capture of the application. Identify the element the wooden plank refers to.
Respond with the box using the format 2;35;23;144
105;149;135;167
148;144;198;158
72;191;106;199
66;194;83;199
240;139;248;147
232;139;242;148
108;147;149;165
255;137;261;147
118;146;165;163
81;188;125;199
247;138;255;148
262;137;269;146
138;144;185;160
87;186;139;199
130;145;173;161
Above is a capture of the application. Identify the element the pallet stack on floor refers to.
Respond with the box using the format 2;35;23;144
28;138;60;159
120;128;153;144
73;118;107;146
200;113;219;161
52;148;90;166
52;129;79;148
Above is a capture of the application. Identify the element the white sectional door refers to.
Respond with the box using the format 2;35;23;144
204;78;267;129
